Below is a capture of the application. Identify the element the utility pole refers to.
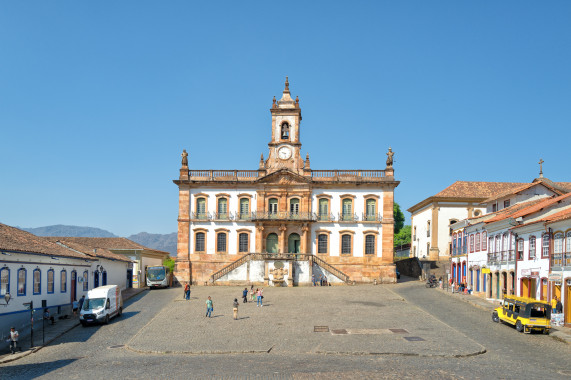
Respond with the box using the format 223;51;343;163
23;301;34;348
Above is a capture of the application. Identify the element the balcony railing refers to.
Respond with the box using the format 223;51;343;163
317;213;336;222
338;213;359;222
361;213;383;222
551;252;571;267
488;250;515;265
188;170;260;182
251;211;317;222
311;170;386;182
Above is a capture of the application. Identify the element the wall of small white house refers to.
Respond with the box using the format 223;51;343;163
0;252;94;342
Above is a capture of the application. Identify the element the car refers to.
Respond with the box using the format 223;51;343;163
492;295;551;334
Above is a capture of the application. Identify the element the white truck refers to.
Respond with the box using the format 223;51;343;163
80;285;123;326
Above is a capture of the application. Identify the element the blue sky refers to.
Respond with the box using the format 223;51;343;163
1;1;570;236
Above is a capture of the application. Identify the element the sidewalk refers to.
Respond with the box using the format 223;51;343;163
0;287;147;364
436;286;571;344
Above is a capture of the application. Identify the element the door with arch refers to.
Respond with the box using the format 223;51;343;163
102;271;107;286
94;272;99;288
266;233;278;253
288;233;301;253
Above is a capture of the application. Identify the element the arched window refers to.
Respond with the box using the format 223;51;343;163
317;234;328;254
83;271;88;291
365;199;376;221
281;122;290;139
0;267;9;296
554;233;563;254
217;197;228;219
195;232;206;252
238;233;249;253
33;269;41;295
365;235;376;255
341;199;353;221
47;269;55;294
268;198;278;215
266;233;278;253
529;236;536;259
239;198;250;220
318;198;329;221
196;197;207;219
17;268;26;296
341;234;352;255
61;270;67;293
475;233;481;252
542;233;550;258
566;231;571;253
216;232;227;253
290;198;300;215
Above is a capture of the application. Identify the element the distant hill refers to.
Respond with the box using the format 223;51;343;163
21;224;118;238
20;225;177;256
127;232;177;256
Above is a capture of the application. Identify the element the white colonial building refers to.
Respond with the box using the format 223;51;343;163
174;78;400;286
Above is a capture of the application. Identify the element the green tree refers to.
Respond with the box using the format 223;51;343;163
393;202;405;234
163;256;176;273
394;225;411;247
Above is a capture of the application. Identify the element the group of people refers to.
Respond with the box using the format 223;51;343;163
311;274;328;286
552;296;563;314
182;283;265;321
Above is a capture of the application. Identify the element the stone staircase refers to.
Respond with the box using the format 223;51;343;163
209;253;351;285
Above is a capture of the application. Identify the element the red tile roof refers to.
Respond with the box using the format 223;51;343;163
44;238;132;263
543;207;571;224
484;199;544;223
434;181;527;199
481;180;568;204
0;223;89;259
508;192;571;220
48;237;169;256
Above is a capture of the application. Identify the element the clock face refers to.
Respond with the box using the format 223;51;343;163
278;146;292;160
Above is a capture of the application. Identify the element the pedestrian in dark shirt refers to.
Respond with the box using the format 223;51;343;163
78;295;85;310
556;299;563;314
242;288;248;303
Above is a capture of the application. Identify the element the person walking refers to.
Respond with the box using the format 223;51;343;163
233;298;239;320
72;298;79;317
556;297;563;314
9;327;19;354
242;288;248;303
184;283;191;300
205;296;213;318
78;295;85;311
312;274;316;286
551;296;558;313
256;288;263;307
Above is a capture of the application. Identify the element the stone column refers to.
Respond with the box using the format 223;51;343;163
287;261;293;286
301;223;309;253
429;205;440;260
264;261;269;286
256;224;264;252
174;186;191;285
381;190;395;262
279;224;287;253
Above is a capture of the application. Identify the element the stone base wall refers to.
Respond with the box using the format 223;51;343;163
174;254;397;285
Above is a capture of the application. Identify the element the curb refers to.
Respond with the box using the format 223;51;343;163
0;288;147;365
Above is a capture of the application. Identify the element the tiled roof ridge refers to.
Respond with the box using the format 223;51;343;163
483;199;545;224
47;236;169;255
433;181;527;199
45;238;132;262
510;205;571;230
509;192;571;220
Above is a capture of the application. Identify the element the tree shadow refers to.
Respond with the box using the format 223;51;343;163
0;358;79;380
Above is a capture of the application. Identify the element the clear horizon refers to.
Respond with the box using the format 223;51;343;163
1;1;570;236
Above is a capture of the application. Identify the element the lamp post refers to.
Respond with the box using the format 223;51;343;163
0;293;11;306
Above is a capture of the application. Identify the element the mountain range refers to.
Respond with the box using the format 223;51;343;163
20;224;177;256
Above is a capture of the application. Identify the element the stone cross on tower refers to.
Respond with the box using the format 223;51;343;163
538;158;544;178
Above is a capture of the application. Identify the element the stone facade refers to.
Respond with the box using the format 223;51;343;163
174;78;399;285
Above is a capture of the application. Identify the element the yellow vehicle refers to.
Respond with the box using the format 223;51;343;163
492;296;551;334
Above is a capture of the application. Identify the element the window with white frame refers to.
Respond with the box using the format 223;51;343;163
18;268;26;296
83;271;88;291
61;270;67;293
567;231;571;253
482;231;487;250
542;233;550;257
475;233;481;252
517;239;524;260
47;269;54;294
0;267;9;296
554;233;563;254
529;236;536;258
34;269;41;295
470;235;474;253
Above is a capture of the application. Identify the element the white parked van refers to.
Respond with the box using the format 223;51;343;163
80;285;123;326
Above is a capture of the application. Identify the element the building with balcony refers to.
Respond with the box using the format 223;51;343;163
173;78;399;285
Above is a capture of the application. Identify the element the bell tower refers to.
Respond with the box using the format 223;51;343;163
264;77;305;174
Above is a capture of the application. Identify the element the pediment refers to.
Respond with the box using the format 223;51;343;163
257;169;311;185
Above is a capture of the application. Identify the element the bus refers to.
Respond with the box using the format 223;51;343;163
146;266;172;289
